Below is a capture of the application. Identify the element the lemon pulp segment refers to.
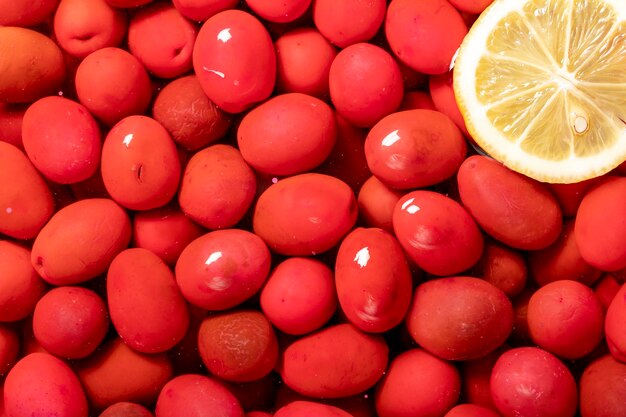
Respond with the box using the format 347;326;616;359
454;0;626;183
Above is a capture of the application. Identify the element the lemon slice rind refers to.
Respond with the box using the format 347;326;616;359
453;0;626;184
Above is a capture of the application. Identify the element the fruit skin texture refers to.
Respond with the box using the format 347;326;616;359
175;229;271;310
0;325;19;376
253;173;358;256
246;0;311;23
260;257;337;335
31;198;131;285
274;401;353;417
0;142;54;240
128;2;197;79
101;115;181;211
335;227;412;333
155;374;244;417
274;28;337;98
448;0;493;14
579;354;626;417
107;248;190;354
192;9;276;113
406;276;513;361
4;352;89;417
329;42;403;128
575;176;626;271
172;0;238;21
152;75;231;151
429;71;470;136
386;0;467;74
237;93;337;176
5;2;626;414
527;280;604;360
197;310;278;382
471;240;527;298
393;190;484;276
76;337;173;411
75;47;152;126
98;402;154;417
106;0;153;7
364;109;467;189
594;273;621;310
457;155;563;250
0;26;66;103
53;0;127;58
0;0;60;26
22;95;101;184
375;348;460;417
529;220;601;287
444;404;501;417
312;0;386;48
490;347;578;417
547;179;598;217
460;347;503;411
0;241;47;322
605;281;626;362
278;323;388;398
131;206;205;266
178;144;256;230
357;175;403;233
32;286;109;359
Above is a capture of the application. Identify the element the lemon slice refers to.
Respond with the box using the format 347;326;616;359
453;0;626;183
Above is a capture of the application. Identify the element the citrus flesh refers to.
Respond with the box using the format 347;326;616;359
453;0;626;183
